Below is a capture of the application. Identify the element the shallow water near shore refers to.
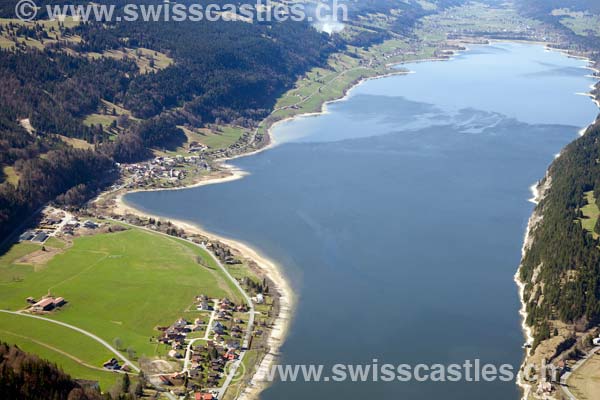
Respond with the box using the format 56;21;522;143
126;43;598;399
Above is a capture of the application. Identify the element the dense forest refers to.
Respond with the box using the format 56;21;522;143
0;2;340;240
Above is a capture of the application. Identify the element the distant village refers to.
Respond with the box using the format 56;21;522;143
118;127;261;190
120;154;210;188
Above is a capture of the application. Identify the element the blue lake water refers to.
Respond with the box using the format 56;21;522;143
126;43;599;399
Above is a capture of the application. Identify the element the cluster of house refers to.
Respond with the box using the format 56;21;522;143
18;209;97;243
103;358;131;372
188;141;208;153
158;316;206;357
27;295;67;313
63;218;98;235
19;210;68;244
201;130;254;160
156;374;216;400
121;155;209;186
188;340;240;386
436;16;558;43
157;338;240;392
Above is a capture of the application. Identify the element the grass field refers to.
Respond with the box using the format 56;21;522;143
567;353;600;400
0;226;242;379
152;125;246;158
83;113;119;129
579;191;599;238
2;165;19;186
87;47;173;74
0;242;41;283
0;17;82;50
83;100;137;135
0;313;120;390
44;236;68;249
179;125;246;151
57;135;95;150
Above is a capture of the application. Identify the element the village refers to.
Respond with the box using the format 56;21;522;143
118;125;262;191
6;202;277;400
120;154;210;188
146;287;271;399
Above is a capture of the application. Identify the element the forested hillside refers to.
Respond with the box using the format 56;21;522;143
0;1;339;240
521;121;600;349
508;0;600;352
0;0;449;240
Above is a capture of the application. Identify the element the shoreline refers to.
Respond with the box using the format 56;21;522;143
515;176;550;400
107;52;431;399
106;46;468;398
512;42;600;400
113;193;294;399
106;38;584;400
109;60;417;400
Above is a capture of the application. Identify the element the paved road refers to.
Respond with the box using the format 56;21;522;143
0;309;140;373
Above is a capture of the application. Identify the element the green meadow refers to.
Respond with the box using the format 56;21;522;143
579;191;600;239
0;312;120;390
0;226;242;381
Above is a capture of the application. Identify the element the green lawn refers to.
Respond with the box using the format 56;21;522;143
0;226;242;375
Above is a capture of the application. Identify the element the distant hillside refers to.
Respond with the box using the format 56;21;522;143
0;0;450;246
518;0;600;15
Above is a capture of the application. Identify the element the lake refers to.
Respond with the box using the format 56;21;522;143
125;43;599;399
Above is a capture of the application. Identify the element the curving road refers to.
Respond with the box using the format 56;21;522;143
0;309;140;373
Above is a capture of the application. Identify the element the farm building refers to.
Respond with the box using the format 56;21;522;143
32;298;54;312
